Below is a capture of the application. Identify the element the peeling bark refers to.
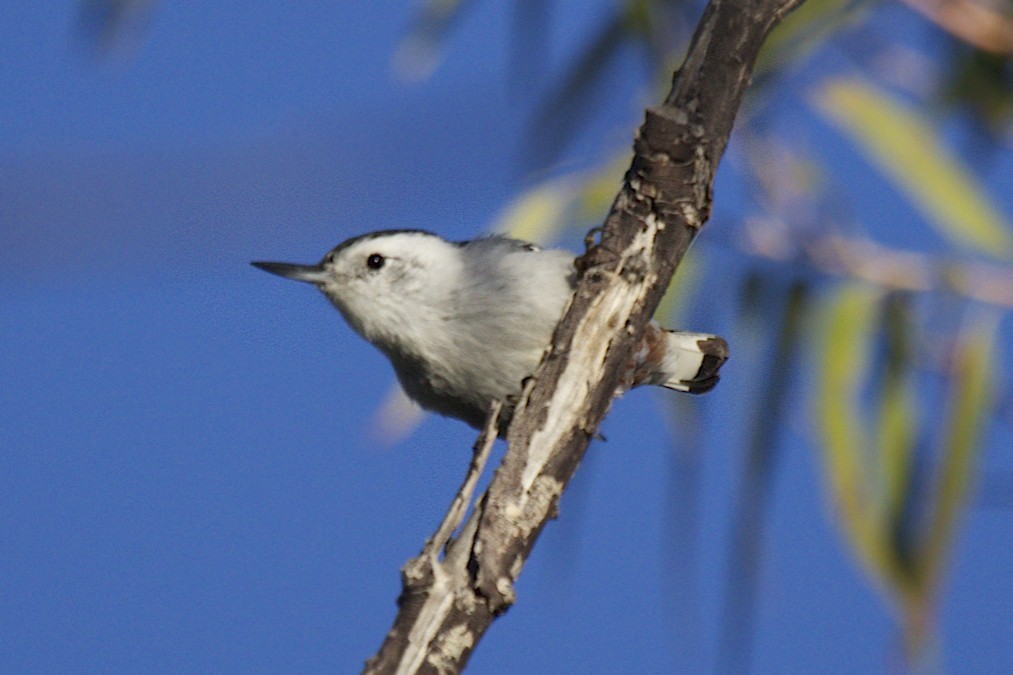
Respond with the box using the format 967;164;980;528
365;1;805;672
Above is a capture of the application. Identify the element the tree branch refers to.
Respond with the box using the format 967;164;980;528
365;1;804;672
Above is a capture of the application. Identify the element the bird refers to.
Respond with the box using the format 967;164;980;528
252;230;728;431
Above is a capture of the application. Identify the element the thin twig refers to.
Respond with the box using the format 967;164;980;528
421;400;502;562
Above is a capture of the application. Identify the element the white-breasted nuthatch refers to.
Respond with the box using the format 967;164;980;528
253;230;728;430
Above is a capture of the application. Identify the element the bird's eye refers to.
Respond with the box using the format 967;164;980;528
366;253;385;270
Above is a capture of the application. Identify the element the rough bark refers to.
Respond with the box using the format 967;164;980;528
365;1;805;672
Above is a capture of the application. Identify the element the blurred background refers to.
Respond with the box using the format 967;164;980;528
1;0;1011;672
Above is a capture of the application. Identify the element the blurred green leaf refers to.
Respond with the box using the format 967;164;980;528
490;176;576;243
491;152;631;244
734;269;769;337
919;312;998;590
816;283;897;581
877;294;917;526
817;283;877;504
719;280;810;675
575;154;629;222
814;78;1013;260
817;287;1000;657
394;0;474;81
653;250;699;327
527;12;628;170
815;283;933;600
943;47;1013;138
756;0;870;75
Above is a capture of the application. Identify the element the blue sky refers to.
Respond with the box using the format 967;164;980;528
1;2;1010;672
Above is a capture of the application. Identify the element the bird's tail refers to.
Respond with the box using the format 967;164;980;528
657;330;729;394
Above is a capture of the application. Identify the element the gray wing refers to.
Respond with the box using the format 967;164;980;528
444;237;577;405
460;236;576;290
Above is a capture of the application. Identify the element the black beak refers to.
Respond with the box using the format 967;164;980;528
251;261;329;284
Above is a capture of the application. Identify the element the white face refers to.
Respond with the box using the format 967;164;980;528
314;231;461;347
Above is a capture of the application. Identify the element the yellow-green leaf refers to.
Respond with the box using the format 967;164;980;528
919;312;998;589
815;283;927;599
757;0;870;75
653;250;698;327
877;295;917;524
575;154;629;222
816;283;893;578
813;79;1013;259
490;177;575;244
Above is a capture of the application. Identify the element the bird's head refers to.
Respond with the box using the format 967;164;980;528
252;230;462;349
